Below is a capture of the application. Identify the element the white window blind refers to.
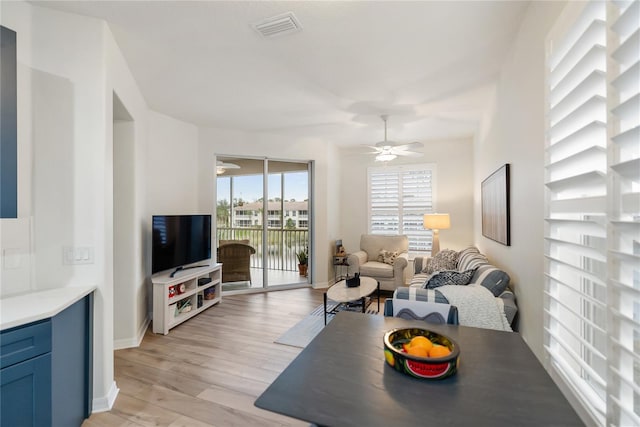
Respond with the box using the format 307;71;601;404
368;164;435;252
609;1;640;425
545;1;640;425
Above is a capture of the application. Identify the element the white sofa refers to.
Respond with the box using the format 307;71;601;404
399;246;518;330
347;234;409;291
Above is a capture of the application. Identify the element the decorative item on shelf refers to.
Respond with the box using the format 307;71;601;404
197;295;203;308
335;239;346;257
423;213;451;257
168;285;176;298
175;298;192;316
204;287;216;300
177;283;186;294
297;249;308;277
198;277;212;286
346;273;361;288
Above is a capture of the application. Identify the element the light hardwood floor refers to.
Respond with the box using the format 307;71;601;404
82;288;329;427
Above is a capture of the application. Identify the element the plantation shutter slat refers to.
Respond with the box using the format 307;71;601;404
609;1;640;425
368;164;435;252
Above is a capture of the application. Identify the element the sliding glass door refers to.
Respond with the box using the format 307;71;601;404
216;156;311;291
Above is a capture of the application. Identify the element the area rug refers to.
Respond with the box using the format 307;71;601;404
274;301;379;348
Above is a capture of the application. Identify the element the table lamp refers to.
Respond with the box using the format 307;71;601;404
423;213;450;257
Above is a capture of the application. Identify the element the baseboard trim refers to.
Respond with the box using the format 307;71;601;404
314;280;330;289
92;380;119;413
113;316;150;350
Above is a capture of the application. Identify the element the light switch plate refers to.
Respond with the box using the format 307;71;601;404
63;246;94;265
2;248;22;269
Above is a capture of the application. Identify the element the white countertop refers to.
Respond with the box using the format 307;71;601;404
1;286;96;331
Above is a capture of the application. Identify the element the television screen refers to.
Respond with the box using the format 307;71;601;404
152;215;212;274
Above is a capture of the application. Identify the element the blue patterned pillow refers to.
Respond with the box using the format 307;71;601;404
424;268;477;289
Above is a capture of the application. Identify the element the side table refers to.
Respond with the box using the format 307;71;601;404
333;255;349;282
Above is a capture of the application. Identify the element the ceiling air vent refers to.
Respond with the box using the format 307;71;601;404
253;12;302;38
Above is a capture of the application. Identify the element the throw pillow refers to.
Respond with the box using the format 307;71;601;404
457;246;489;271
472;265;511;296
421;249;458;274
423;268;477;289
378;250;399;265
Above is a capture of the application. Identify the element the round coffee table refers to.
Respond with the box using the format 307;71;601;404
324;276;380;325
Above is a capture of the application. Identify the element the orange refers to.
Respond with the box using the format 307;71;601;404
428;345;451;358
409;336;433;352
406;345;429;357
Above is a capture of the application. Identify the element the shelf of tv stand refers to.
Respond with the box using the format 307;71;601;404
151;262;222;335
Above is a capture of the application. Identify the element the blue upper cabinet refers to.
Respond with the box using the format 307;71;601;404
1;25;18;218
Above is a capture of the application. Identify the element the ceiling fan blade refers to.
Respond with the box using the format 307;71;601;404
363;145;383;151
217;161;240;169
393;151;423;157
398;141;423;150
374;140;401;148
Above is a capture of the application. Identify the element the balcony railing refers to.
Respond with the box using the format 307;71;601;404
217;227;308;272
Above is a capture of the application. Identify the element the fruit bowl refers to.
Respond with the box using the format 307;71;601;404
383;327;460;380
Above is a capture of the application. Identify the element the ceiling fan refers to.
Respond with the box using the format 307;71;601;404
367;115;423;162
216;160;240;175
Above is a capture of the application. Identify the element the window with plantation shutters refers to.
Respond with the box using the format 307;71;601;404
545;1;640;426
368;164;436;252
609;1;640;425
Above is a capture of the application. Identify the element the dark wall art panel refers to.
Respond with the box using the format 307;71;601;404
481;163;510;246
1;25;17;218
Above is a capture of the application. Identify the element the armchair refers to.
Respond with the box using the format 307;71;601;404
217;241;256;284
347;234;409;291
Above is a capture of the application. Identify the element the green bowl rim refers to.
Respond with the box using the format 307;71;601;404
384;327;460;363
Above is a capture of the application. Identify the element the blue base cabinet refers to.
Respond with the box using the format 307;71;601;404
0;294;93;427
0;351;52;426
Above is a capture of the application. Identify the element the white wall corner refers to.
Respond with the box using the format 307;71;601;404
113;315;150;350
91;380;119;413
312;280;329;290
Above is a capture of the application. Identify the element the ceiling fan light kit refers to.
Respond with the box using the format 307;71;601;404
216;160;240;175
376;152;397;162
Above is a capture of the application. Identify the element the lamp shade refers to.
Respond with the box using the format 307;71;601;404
423;213;450;230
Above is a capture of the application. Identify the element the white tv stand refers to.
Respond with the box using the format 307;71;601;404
151;262;222;334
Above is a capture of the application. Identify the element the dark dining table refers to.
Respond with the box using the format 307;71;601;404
255;311;584;427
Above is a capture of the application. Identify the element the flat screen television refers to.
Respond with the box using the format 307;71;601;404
152;214;212;276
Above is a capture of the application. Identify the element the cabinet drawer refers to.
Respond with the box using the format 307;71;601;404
0;320;52;369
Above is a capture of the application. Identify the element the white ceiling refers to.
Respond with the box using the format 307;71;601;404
33;1;530;146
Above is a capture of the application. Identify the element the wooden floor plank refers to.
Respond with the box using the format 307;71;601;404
82;288;339;427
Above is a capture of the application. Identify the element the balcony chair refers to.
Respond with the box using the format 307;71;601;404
217;240;256;284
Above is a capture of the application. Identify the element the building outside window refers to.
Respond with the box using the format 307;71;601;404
230;201;309;229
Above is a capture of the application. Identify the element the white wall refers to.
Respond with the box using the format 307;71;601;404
0;2;117;408
146;110;199;216
0;0;200;412
339;137;475;255
473;0;566;361
197;128;340;287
